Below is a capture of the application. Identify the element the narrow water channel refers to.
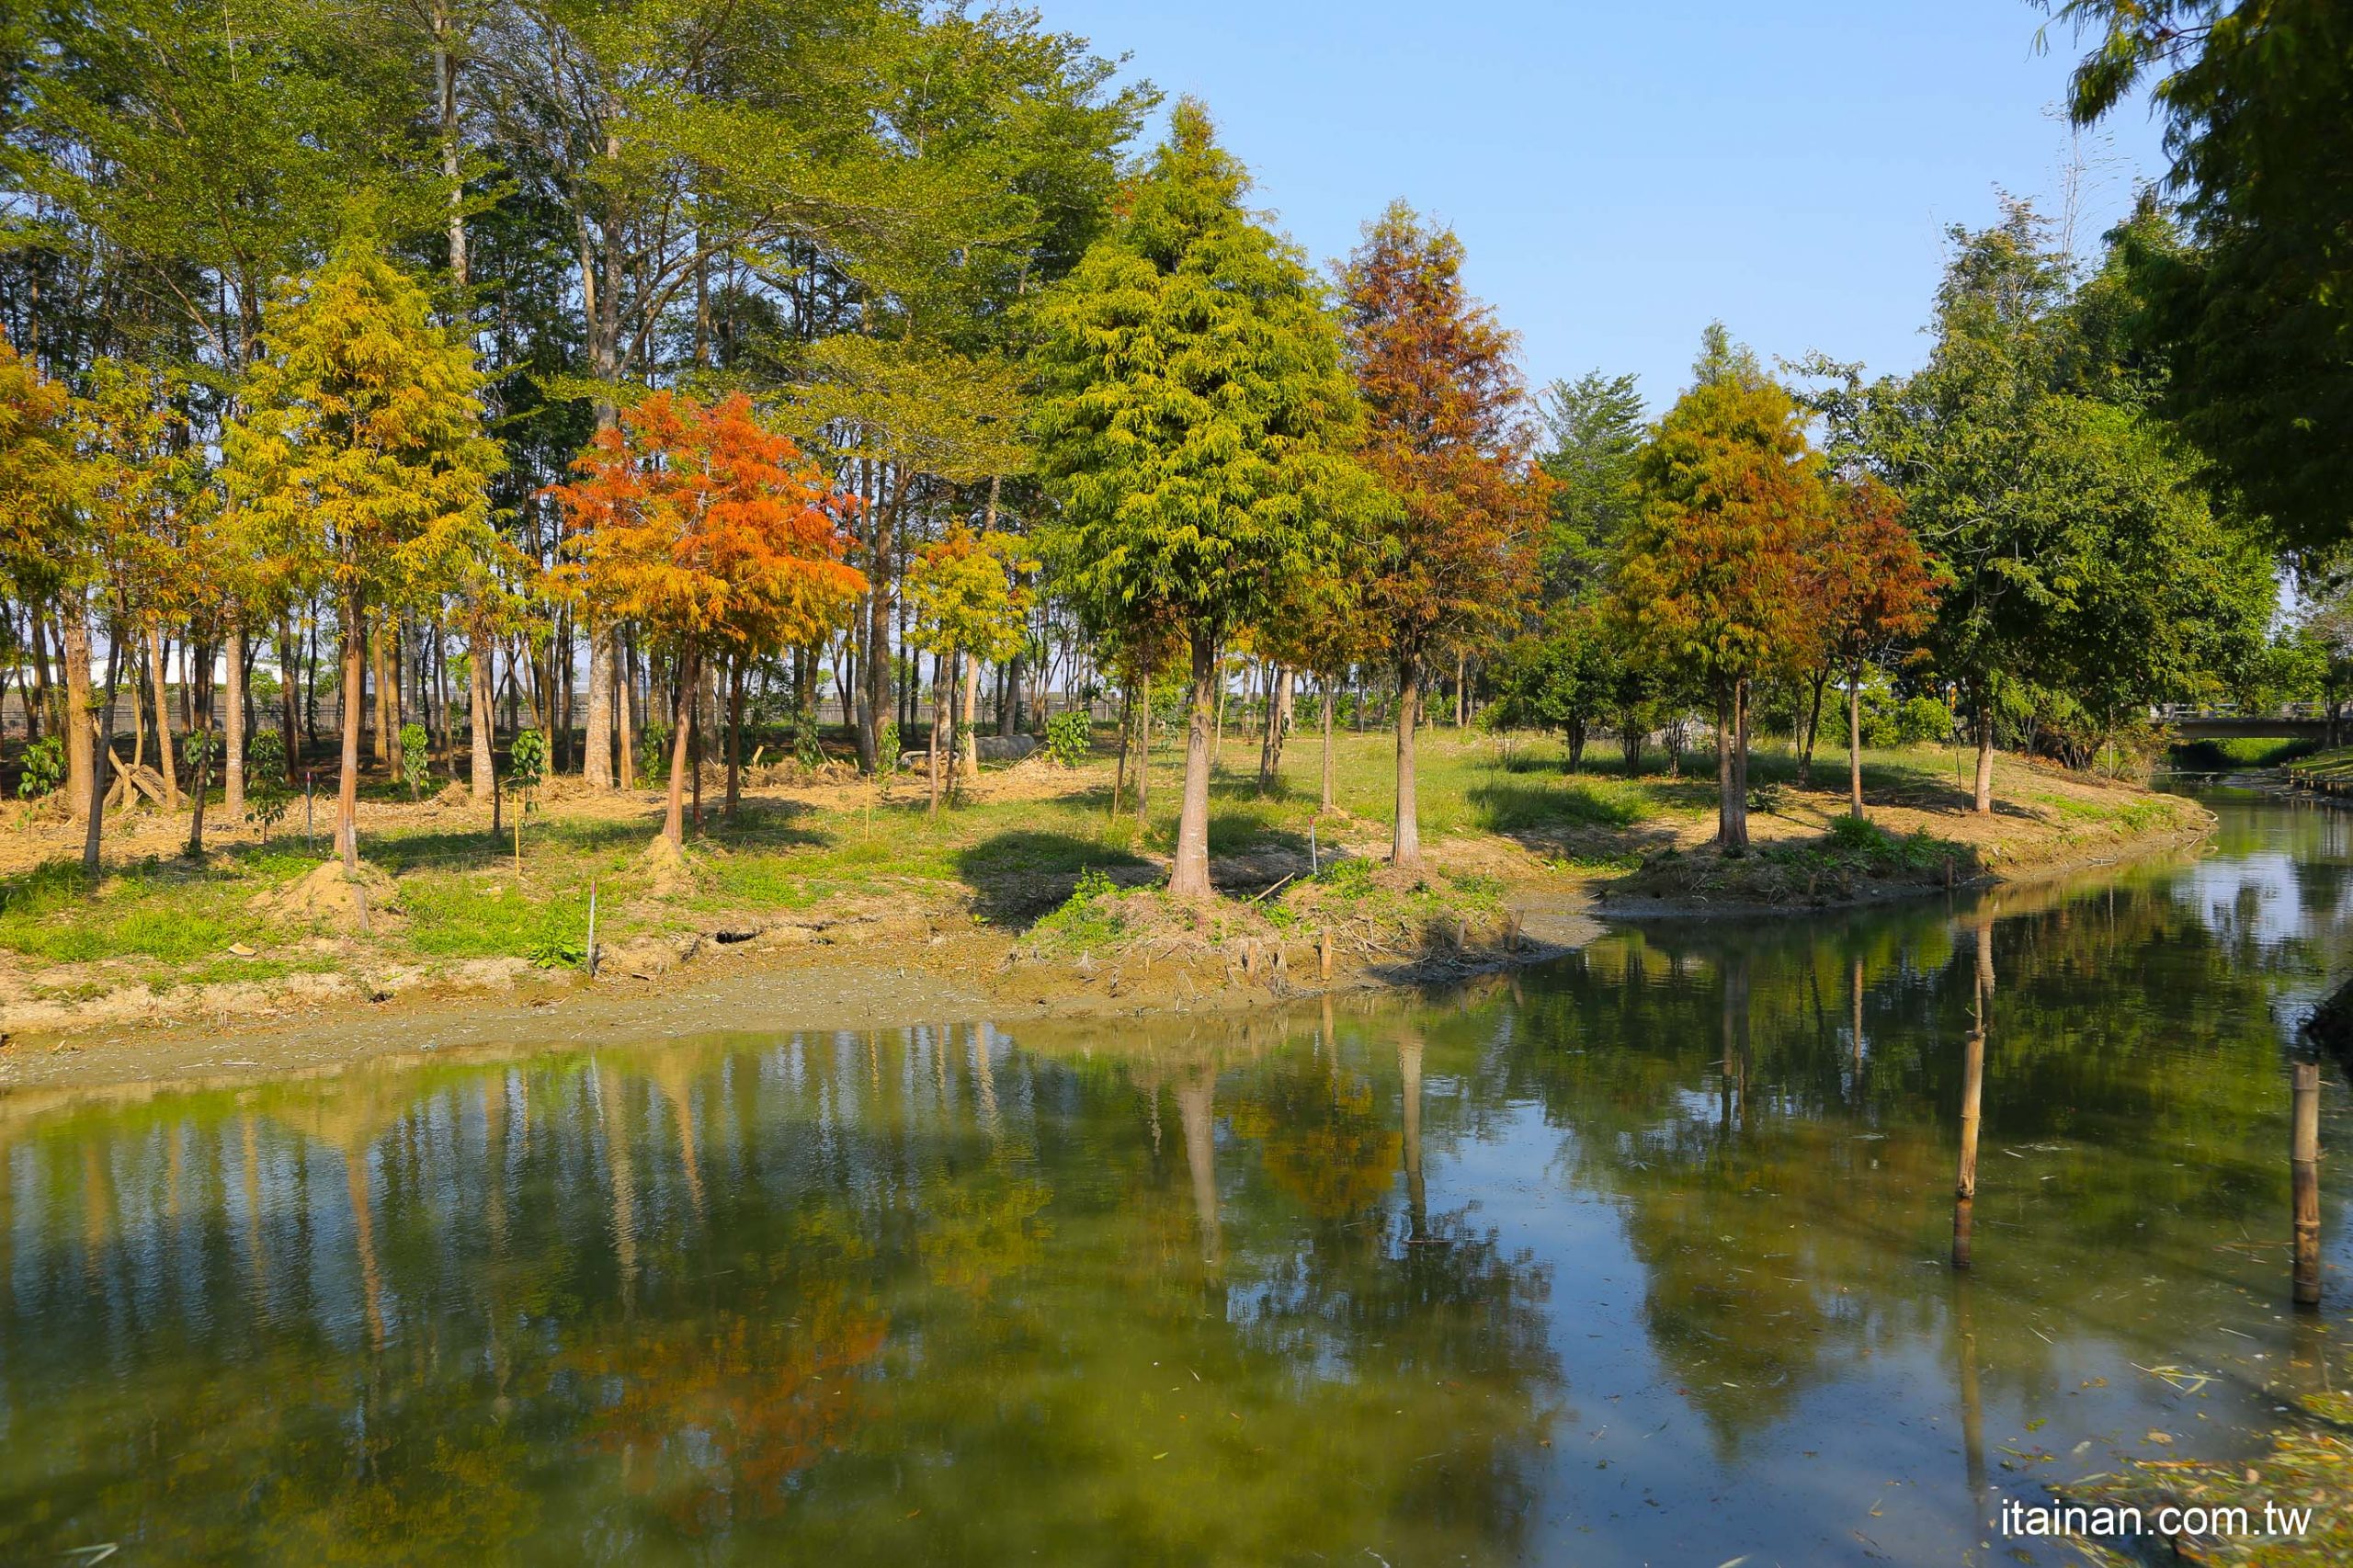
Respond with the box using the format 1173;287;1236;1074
3;791;2348;1564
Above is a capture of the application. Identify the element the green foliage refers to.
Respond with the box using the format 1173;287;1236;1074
1031;98;1373;662
1536;369;1648;597
1045;709;1092;767
1027;867;1125;953
246;730;291;839
2051;3;2353;567
395;877;587;968
399;723;430;797
877;722;901;778
791;710;824;769
638;722;671;786
1817;205;2276;741
17;736;65;800
1894;696;1953;745
1314;856;1380;899
507;728;547;805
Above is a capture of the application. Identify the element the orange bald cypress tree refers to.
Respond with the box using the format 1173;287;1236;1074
1340;203;1545;871
553;391;865;848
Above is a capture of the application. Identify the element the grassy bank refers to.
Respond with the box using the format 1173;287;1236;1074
0;724;2207;1040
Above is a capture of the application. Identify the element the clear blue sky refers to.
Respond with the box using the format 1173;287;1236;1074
1037;0;2167;413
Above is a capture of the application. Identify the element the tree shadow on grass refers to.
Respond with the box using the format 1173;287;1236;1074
952;829;1156;927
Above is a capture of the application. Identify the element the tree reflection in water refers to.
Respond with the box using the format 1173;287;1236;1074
1;795;2350;1565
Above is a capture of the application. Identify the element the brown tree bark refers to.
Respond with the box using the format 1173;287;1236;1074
1714;682;1751;852
584;624;614;788
58;603;94;817
146;621;178;806
1168;636;1219;900
337;598;366;869
224;622;246;818
1392;656;1423;871
470;620;495;802
661;642;700;846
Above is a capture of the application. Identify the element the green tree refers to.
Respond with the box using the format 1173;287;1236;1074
904;523;1035;813
2043;0;2353;564
1536;370;1648;598
1815;207;2275;799
1031;99;1370;900
224;232;503;871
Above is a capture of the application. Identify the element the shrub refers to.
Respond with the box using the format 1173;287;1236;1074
248;731;291;840
637;722;670;785
16;736;64;800
1029;866;1126;954
791;710;823;768
877;722;901;777
1896;695;1953;745
1045;709;1092;767
508;728;547;807
398;722;431;797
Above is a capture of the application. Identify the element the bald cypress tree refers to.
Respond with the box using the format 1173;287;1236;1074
1032;99;1372;901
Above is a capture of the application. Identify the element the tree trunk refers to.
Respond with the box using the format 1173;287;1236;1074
187;643;214;858
858;483;898;775
147;621;178;806
958;650;983;784
614;631;636;790
1258;665;1292;790
337;598;365;869
224;622;246;818
584;624;614;788
1392;656;1423;871
662;641;699;846
59;603;93;818
372;622;392;766
1715;683;1750;852
278;616;302;782
1799;667;1827;788
470;621;494;801
1847;660;1866;820
1320;678;1336;812
723;655;744;819
928;650;946;816
1169;636;1218;900
1134;674;1152;825
82;629;121;875
1972;691;1995;814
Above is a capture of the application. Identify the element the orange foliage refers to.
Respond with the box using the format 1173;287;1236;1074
551;391;866;658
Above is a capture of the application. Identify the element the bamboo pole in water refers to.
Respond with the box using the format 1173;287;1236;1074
2293;1058;2322;1308
1952;1022;1984;1270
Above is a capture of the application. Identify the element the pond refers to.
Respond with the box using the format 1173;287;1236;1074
3;791;2350;1564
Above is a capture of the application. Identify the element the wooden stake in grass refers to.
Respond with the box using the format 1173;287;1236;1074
2294;1057;2323;1308
1319;926;1333;981
586;878;599;979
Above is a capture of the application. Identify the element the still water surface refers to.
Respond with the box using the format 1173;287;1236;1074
5;793;2352;1564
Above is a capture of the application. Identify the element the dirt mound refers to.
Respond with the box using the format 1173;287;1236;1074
634;835;697;898
255;860;401;936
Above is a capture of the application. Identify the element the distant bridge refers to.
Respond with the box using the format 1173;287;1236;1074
2159;709;2336;742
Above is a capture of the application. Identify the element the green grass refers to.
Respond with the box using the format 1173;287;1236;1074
0;858;273;964
394;875;592;967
